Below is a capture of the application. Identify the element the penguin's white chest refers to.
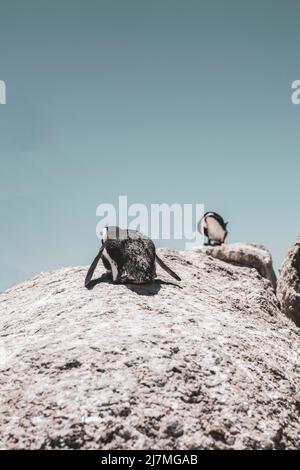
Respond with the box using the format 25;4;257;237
102;248;119;281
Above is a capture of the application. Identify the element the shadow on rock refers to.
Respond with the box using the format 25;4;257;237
86;274;181;296
126;278;182;296
85;272;113;290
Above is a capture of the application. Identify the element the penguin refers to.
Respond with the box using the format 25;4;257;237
85;226;181;288
198;212;228;246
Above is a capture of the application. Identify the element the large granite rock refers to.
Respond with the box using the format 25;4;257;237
195;243;277;291
0;247;299;450
277;237;300;327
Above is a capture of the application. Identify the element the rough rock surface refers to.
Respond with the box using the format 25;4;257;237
277;237;300;327
196;243;277;291
1;247;300;450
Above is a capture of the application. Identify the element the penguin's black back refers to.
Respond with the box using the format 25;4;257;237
104;228;156;283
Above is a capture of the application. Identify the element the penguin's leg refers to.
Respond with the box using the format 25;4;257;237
85;245;104;288
155;254;181;281
203;228;209;246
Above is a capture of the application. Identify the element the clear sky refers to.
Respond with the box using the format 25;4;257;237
1;0;300;292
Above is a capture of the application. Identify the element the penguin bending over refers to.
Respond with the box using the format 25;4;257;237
198;212;228;246
85;226;181;288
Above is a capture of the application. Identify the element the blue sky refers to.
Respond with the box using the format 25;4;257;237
1;0;300;291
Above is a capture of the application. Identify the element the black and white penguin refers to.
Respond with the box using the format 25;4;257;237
198;212;228;246
85;226;181;288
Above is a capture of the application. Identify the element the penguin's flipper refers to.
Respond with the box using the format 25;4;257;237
85;245;104;288
155;254;181;282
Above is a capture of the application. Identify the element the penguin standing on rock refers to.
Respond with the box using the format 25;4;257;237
198;212;228;246
85;226;181;289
